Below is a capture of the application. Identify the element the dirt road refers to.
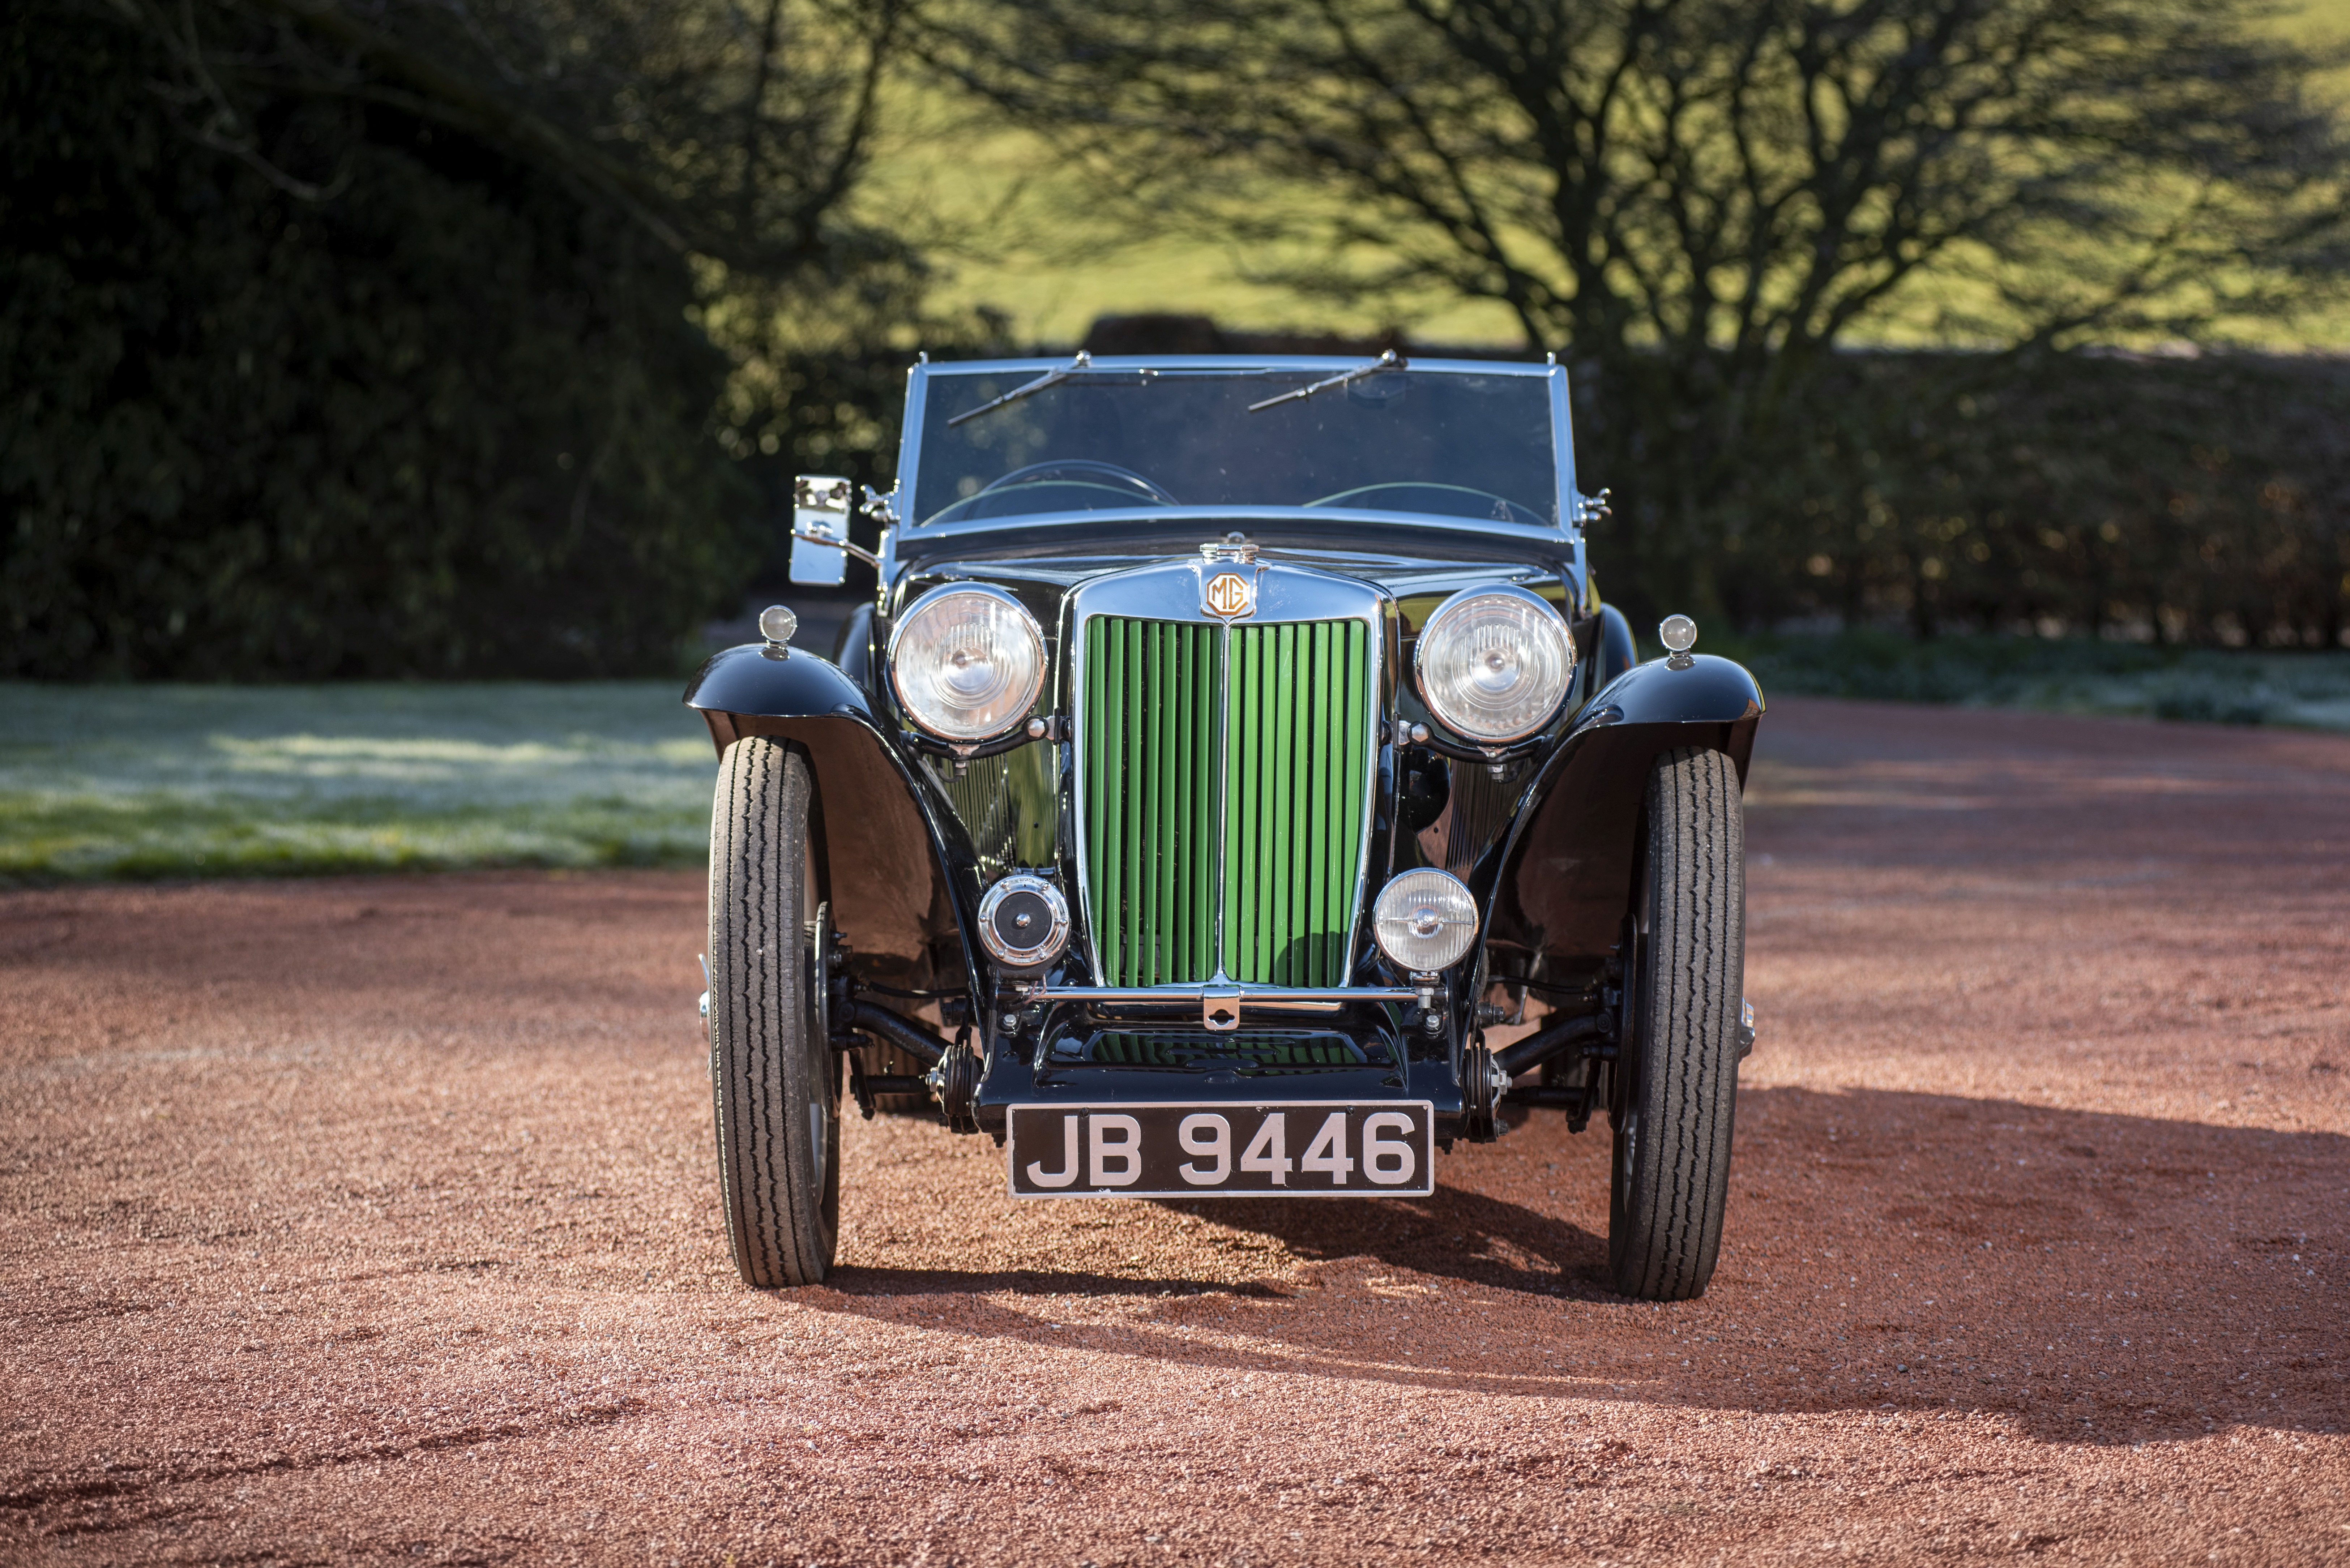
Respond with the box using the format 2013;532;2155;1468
4;699;2346;1565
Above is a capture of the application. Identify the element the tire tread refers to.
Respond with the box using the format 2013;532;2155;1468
708;737;836;1287
1611;746;1744;1301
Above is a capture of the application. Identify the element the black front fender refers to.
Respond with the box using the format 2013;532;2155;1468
685;644;977;989
1483;653;1763;971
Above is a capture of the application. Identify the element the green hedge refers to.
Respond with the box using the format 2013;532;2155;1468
1;1;753;680
1667;350;2350;647
8;0;2341;685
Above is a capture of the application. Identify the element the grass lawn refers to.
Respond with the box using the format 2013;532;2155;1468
1718;631;2350;730
0;682;717;883
6;638;2345;882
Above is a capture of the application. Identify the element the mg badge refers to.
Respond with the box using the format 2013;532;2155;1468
1204;571;1255;619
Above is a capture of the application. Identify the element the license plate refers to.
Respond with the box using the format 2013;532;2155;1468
1006;1101;1434;1198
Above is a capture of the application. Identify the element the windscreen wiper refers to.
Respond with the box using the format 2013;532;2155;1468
947;351;1093;427
1246;349;1408;412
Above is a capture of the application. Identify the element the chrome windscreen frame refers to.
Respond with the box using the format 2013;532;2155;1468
892;354;1587;593
1064;554;1387;993
1545;357;1590;596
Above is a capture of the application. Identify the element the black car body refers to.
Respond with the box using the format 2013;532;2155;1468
687;354;1760;1299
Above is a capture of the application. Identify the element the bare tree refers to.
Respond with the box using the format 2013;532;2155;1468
915;0;2350;613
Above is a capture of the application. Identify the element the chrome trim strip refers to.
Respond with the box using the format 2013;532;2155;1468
1067;558;1387;989
1071;556;1383;628
894;361;930;552
1212;625;1231;982
915;354;1557;380
1546;361;1589;593
1026;984;1420;1017
896;506;1576;551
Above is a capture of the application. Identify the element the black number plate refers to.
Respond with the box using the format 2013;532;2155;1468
1006;1101;1435;1198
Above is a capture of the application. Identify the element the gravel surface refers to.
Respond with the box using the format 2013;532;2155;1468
4;698;2346;1565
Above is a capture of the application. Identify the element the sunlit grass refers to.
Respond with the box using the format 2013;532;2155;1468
1713;631;2350;730
8;642;2344;886
0;682;717;882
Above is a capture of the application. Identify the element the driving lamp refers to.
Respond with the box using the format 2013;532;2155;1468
976;874;1071;971
1414;585;1576;744
889;586;1047;742
1372;868;1478;972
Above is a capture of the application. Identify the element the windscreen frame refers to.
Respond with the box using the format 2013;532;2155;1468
892;355;1582;541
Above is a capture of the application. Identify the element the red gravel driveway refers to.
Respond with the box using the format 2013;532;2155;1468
3;698;2346;1565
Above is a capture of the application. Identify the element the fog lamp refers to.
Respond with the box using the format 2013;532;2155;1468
977;874;1070;972
1372;869;1478;973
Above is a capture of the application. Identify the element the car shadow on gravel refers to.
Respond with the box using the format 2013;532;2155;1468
811;1085;2345;1449
818;1178;1599;1302
1152;1184;1615;1299
824;1267;1294;1299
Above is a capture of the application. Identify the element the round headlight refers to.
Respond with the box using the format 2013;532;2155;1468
1414;585;1576;744
1373;868;1478;973
889;586;1046;742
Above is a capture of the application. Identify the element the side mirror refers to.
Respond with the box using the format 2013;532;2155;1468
789;475;852;586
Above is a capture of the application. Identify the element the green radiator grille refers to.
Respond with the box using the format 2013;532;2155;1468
1082;617;1219;984
1223;620;1371;986
1079;615;1371;987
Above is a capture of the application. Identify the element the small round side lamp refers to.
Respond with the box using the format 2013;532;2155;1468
1658;613;1697;668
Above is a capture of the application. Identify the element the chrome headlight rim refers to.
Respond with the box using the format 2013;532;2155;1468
976;873;1071;971
1372;867;1479;974
1412;583;1577;746
887;583;1048;744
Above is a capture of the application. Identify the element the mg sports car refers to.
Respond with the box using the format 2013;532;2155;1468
684;351;1761;1301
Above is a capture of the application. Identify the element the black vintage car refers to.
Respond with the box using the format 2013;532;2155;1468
685;352;1761;1301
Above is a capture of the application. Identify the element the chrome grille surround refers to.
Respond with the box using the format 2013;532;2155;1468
1068;557;1386;989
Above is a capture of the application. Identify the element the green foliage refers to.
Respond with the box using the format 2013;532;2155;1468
0;680;714;881
1700;351;2350;645
700;285;1013;567
1;1;755;679
918;0;2350;627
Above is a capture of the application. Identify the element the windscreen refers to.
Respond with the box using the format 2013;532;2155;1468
908;366;1559;528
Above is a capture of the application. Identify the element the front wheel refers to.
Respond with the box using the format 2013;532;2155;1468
707;737;839;1287
1608;747;1745;1301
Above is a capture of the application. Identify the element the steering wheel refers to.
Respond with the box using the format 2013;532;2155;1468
977;459;1178;506
1305;482;1546;527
